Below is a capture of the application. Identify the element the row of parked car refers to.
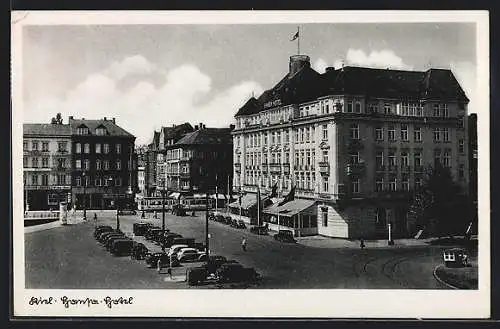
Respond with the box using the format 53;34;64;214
209;213;247;229
187;255;261;286
94;225;135;257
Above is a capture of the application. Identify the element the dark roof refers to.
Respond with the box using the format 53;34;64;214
175;128;232;146
69;118;135;138
161;123;193;140
235;64;469;117
23;123;71;136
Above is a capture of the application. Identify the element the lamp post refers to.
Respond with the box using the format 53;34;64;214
82;172;87;220
162;179;166;253
108;177;119;231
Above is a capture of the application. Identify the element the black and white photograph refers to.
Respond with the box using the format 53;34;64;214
11;11;490;318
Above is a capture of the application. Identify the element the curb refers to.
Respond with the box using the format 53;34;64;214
433;264;459;290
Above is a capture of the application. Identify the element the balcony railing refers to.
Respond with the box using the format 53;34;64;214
346;162;365;176
282;163;290;174
180;172;190;178
319;162;330;175
269;163;281;173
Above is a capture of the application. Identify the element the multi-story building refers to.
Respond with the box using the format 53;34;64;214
69;116;137;210
468;113;478;203
156;123;194;193
164;123;233;205
232;54;470;239
23;123;72;210
144;131;160;197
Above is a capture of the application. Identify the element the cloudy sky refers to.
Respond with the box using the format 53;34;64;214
22;21;477;144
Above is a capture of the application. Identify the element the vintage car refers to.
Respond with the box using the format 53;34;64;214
187;267;208;286
216;263;260;283
132;222;153;236
94;225;113;238
250;225;268;235
130;242;149;260
110;239;134;256
443;248;469;267
177;248;203;262
145;252;180;268
273;230;296;243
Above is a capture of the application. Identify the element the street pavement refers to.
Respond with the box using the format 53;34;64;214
25;210;453;289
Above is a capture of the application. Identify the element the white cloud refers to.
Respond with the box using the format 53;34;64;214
345;49;413;70
450;61;478;114
107;55;156;80
24;56;263;145
313;58;328;73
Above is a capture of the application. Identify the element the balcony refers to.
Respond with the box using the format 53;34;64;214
180;156;190;162
319;162;330;176
282;163;290;175
347;138;364;150
346;162;366;176
269;163;281;173
414;166;424;173
181;185;190;191
180;172;190;179
401;165;411;173
56;149;68;154
234;163;241;172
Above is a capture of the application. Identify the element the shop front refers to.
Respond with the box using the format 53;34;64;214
263;199;318;237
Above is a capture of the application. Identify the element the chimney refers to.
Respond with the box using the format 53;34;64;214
104;117;107;121
289;55;311;77
194;125;199;130
112;118;116;124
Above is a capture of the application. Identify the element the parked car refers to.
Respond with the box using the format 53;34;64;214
145;227;162;240
94;225;113;238
133;222;153;236
224;216;233;225
216;263;260;283
130;242;149;260
159;233;183;248
110;239;134;256
106;235;130;250
172;237;195;247
100;232;124;245
177;248;202;262
230;219;238;228
250;225;268;235
187;267;208;286
274;230;296;243
194;242;206;252
443;248;469;268
97;230;122;243
208;213;216;221
236;220;246;229
145;252;180;268
198;255;231;274
215;215;225;223
168;244;190;258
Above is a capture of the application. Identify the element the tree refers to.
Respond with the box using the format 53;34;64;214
50;113;63;124
407;163;472;238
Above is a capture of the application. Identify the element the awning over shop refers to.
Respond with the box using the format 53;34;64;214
263;199;316;218
228;194;257;210
169;192;181;199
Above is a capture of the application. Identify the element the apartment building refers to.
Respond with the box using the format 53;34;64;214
232;55;469;238
23;123;72;210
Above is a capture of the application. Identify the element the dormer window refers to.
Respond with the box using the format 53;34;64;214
76;125;89;135
95;126;107;136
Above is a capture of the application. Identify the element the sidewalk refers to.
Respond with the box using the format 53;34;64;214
295;235;435;249
24;215;88;234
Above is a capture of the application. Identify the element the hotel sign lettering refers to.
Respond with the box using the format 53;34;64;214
264;99;282;109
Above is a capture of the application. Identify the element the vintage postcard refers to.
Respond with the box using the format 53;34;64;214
11;10;490;318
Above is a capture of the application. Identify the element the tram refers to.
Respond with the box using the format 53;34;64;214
136;195;174;212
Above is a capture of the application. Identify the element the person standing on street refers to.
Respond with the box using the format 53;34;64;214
241;237;247;252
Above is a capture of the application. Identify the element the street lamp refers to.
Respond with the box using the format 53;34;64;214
161;179;166;253
108;177;120;231
82;172;87;220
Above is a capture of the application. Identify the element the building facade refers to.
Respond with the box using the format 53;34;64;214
69;116;137;210
164;123;233;205
232;55;470;239
23;123;72;211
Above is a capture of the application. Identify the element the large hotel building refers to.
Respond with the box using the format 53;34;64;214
232;55;470;239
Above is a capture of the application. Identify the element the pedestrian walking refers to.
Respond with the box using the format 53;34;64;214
93;213;97;225
141;211;145;219
157;258;162;273
360;238;365;249
241;237;247;252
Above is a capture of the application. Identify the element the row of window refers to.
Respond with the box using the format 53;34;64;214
23;141;68;152
76;127;107;136
75;143;123;154
23;157;67;168
24;173;70;186
75;176;122;187
75;159;132;171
